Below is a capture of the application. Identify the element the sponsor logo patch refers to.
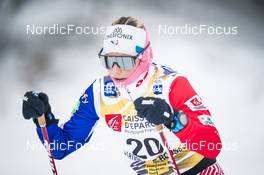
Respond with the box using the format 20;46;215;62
198;115;215;126
184;95;207;111
81;93;89;104
142;99;154;105
105;114;122;132
105;27;133;40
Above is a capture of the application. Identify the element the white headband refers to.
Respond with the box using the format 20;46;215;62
102;25;146;56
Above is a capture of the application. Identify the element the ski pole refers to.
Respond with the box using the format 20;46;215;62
156;124;181;175
38;114;58;175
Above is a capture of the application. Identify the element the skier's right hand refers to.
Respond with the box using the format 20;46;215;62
22;91;58;127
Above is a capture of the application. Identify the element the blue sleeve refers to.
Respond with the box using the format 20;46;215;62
36;82;99;160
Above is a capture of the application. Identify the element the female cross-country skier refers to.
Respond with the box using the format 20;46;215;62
22;16;224;175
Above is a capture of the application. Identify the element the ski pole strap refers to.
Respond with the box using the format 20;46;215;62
155;124;163;131
38;115;46;127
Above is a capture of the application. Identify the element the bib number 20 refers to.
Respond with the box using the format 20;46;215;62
126;138;164;159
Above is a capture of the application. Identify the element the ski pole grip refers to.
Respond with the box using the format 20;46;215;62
38;114;46;127
155;124;163;131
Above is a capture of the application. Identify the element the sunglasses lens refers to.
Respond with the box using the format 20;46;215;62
106;57;116;69
119;57;135;70
100;56;135;70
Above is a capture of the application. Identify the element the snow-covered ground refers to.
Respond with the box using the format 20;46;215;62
0;0;263;174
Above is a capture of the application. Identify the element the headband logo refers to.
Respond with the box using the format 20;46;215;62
105;27;133;40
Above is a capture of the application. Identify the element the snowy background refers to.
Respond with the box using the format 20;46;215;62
0;0;263;174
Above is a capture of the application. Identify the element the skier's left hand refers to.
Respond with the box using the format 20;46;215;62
134;97;176;130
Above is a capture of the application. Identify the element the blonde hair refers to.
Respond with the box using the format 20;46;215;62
111;16;144;29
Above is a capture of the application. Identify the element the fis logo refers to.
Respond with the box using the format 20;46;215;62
105;114;122;132
104;80;117;97
153;79;163;95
